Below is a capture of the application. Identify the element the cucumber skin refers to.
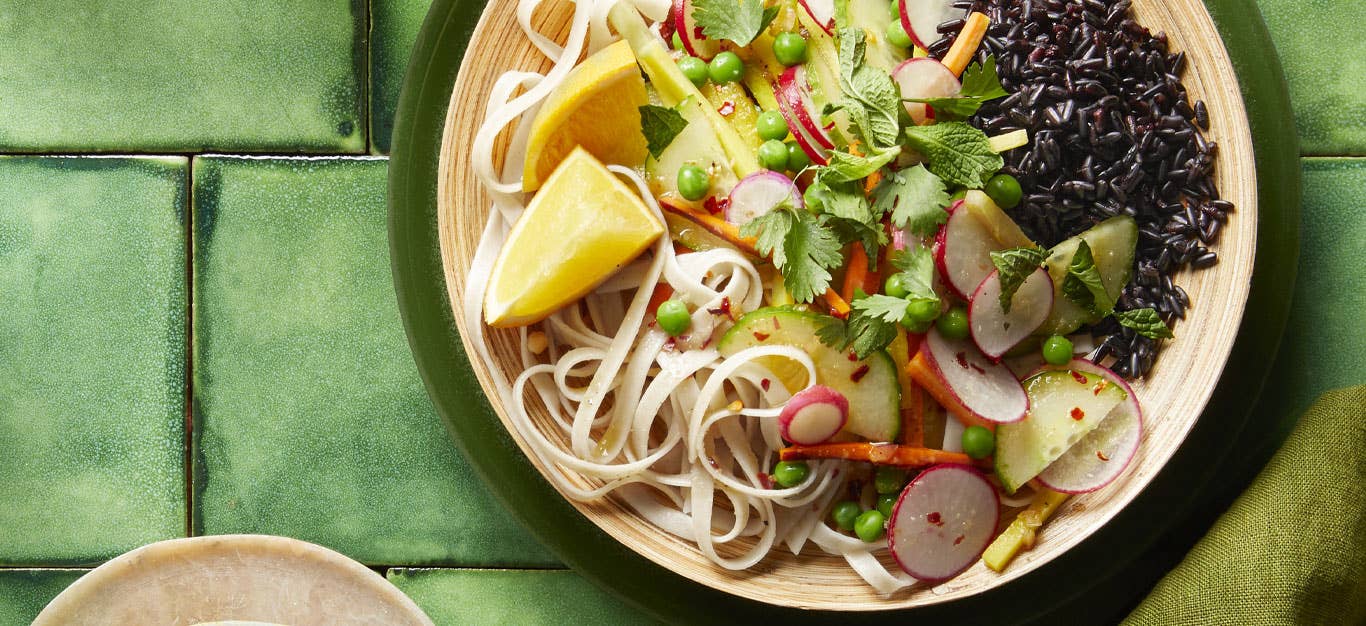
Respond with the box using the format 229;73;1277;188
718;307;902;442
1036;216;1139;336
993;369;1127;492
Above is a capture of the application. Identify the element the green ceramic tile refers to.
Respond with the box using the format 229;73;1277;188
0;569;86;626
0;157;187;565
388;569;660;625
371;0;436;154
0;1;365;153
192;156;557;567
1255;0;1366;154
1265;158;1366;414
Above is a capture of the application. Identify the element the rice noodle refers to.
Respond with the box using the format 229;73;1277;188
462;0;934;595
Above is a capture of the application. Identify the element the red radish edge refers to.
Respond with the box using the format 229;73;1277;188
1034;360;1144;494
932;200;976;299
798;0;836;34
967;268;1055;359
675;0;720;60
779;385;849;445
726;171;803;226
888;464;1000;582
778;66;835;150
775;83;830;166
922;328;1028;423
892;58;962;126
899;0;960;51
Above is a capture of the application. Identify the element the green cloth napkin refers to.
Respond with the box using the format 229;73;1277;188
1125;385;1366;625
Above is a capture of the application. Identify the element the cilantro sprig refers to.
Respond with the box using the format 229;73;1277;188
817;248;940;360
872;164;951;237
902;57;1010;121
740;204;843;304
691;0;779;47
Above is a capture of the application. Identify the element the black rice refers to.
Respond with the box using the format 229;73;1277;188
930;0;1234;378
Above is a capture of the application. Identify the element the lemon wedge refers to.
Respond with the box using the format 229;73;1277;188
485;148;664;327
522;40;650;192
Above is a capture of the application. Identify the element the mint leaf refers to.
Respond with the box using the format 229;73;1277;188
1060;240;1111;316
854;294;914;324
901;57;1008;121
1114;308;1174;339
821;147;901;183
902;122;1004;188
638;104;687;159
837;28;903;150
692;0;768;46
890;246;940;306
989;246;1047;312
873;164;950;237
740;207;843;303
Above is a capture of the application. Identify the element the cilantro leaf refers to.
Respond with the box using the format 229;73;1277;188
989;246;1047;312
819;301;900;359
1060;240;1111;316
1114;308;1174;339
901;57;1008;121
873;164;950;237
806;172;874;223
739;207;843;303
890;247;940;306
823;214;886;259
692;0;768;46
837;28;903;150
854;294;914;323
902;122;1004;188
638;104;687;159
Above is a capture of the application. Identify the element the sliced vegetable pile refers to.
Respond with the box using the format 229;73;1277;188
474;0;1224;594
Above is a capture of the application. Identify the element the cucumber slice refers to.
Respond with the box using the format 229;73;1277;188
1036;216;1139;336
994;368;1128;493
718;307;901;442
645;96;740;203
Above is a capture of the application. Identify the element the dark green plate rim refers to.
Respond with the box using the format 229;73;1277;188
388;2;1299;622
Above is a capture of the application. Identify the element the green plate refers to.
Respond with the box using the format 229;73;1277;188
387;2;1299;622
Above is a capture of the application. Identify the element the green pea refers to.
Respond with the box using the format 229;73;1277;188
936;305;969;340
656;299;691;336
890;0;902;18
831;501;862;531
677;164;710;201
886;21;913;48
772;461;810;487
1042;334;1074;366
901;316;933;333
708;51;744;83
877;493;898;519
773;32;808;66
855;510;887;542
874;466;908;494
883;274;909;299
759;139;790;171
904;298;940;323
756;110;790;141
677;56;709;87
671;31;685;51
985;173;1023;209
962;425;996;460
786;142;811;172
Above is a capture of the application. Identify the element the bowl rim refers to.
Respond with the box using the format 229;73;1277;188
387;0;1300;620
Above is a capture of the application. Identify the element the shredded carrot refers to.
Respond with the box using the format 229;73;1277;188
901;381;926;447
840;245;870;302
943;12;990;77
779;442;981;468
823;288;851;318
647;283;674;313
659;200;760;256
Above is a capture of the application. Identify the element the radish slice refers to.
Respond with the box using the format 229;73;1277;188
777;66;835;150
798;0;836;34
934;200;998;300
779;385;849;445
775;84;830;167
922;328;1028;424
888;464;999;582
899;0;960;50
726;171;803;226
968;268;1054;359
892;58;961;125
1036;360;1143;494
675;0;720;60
